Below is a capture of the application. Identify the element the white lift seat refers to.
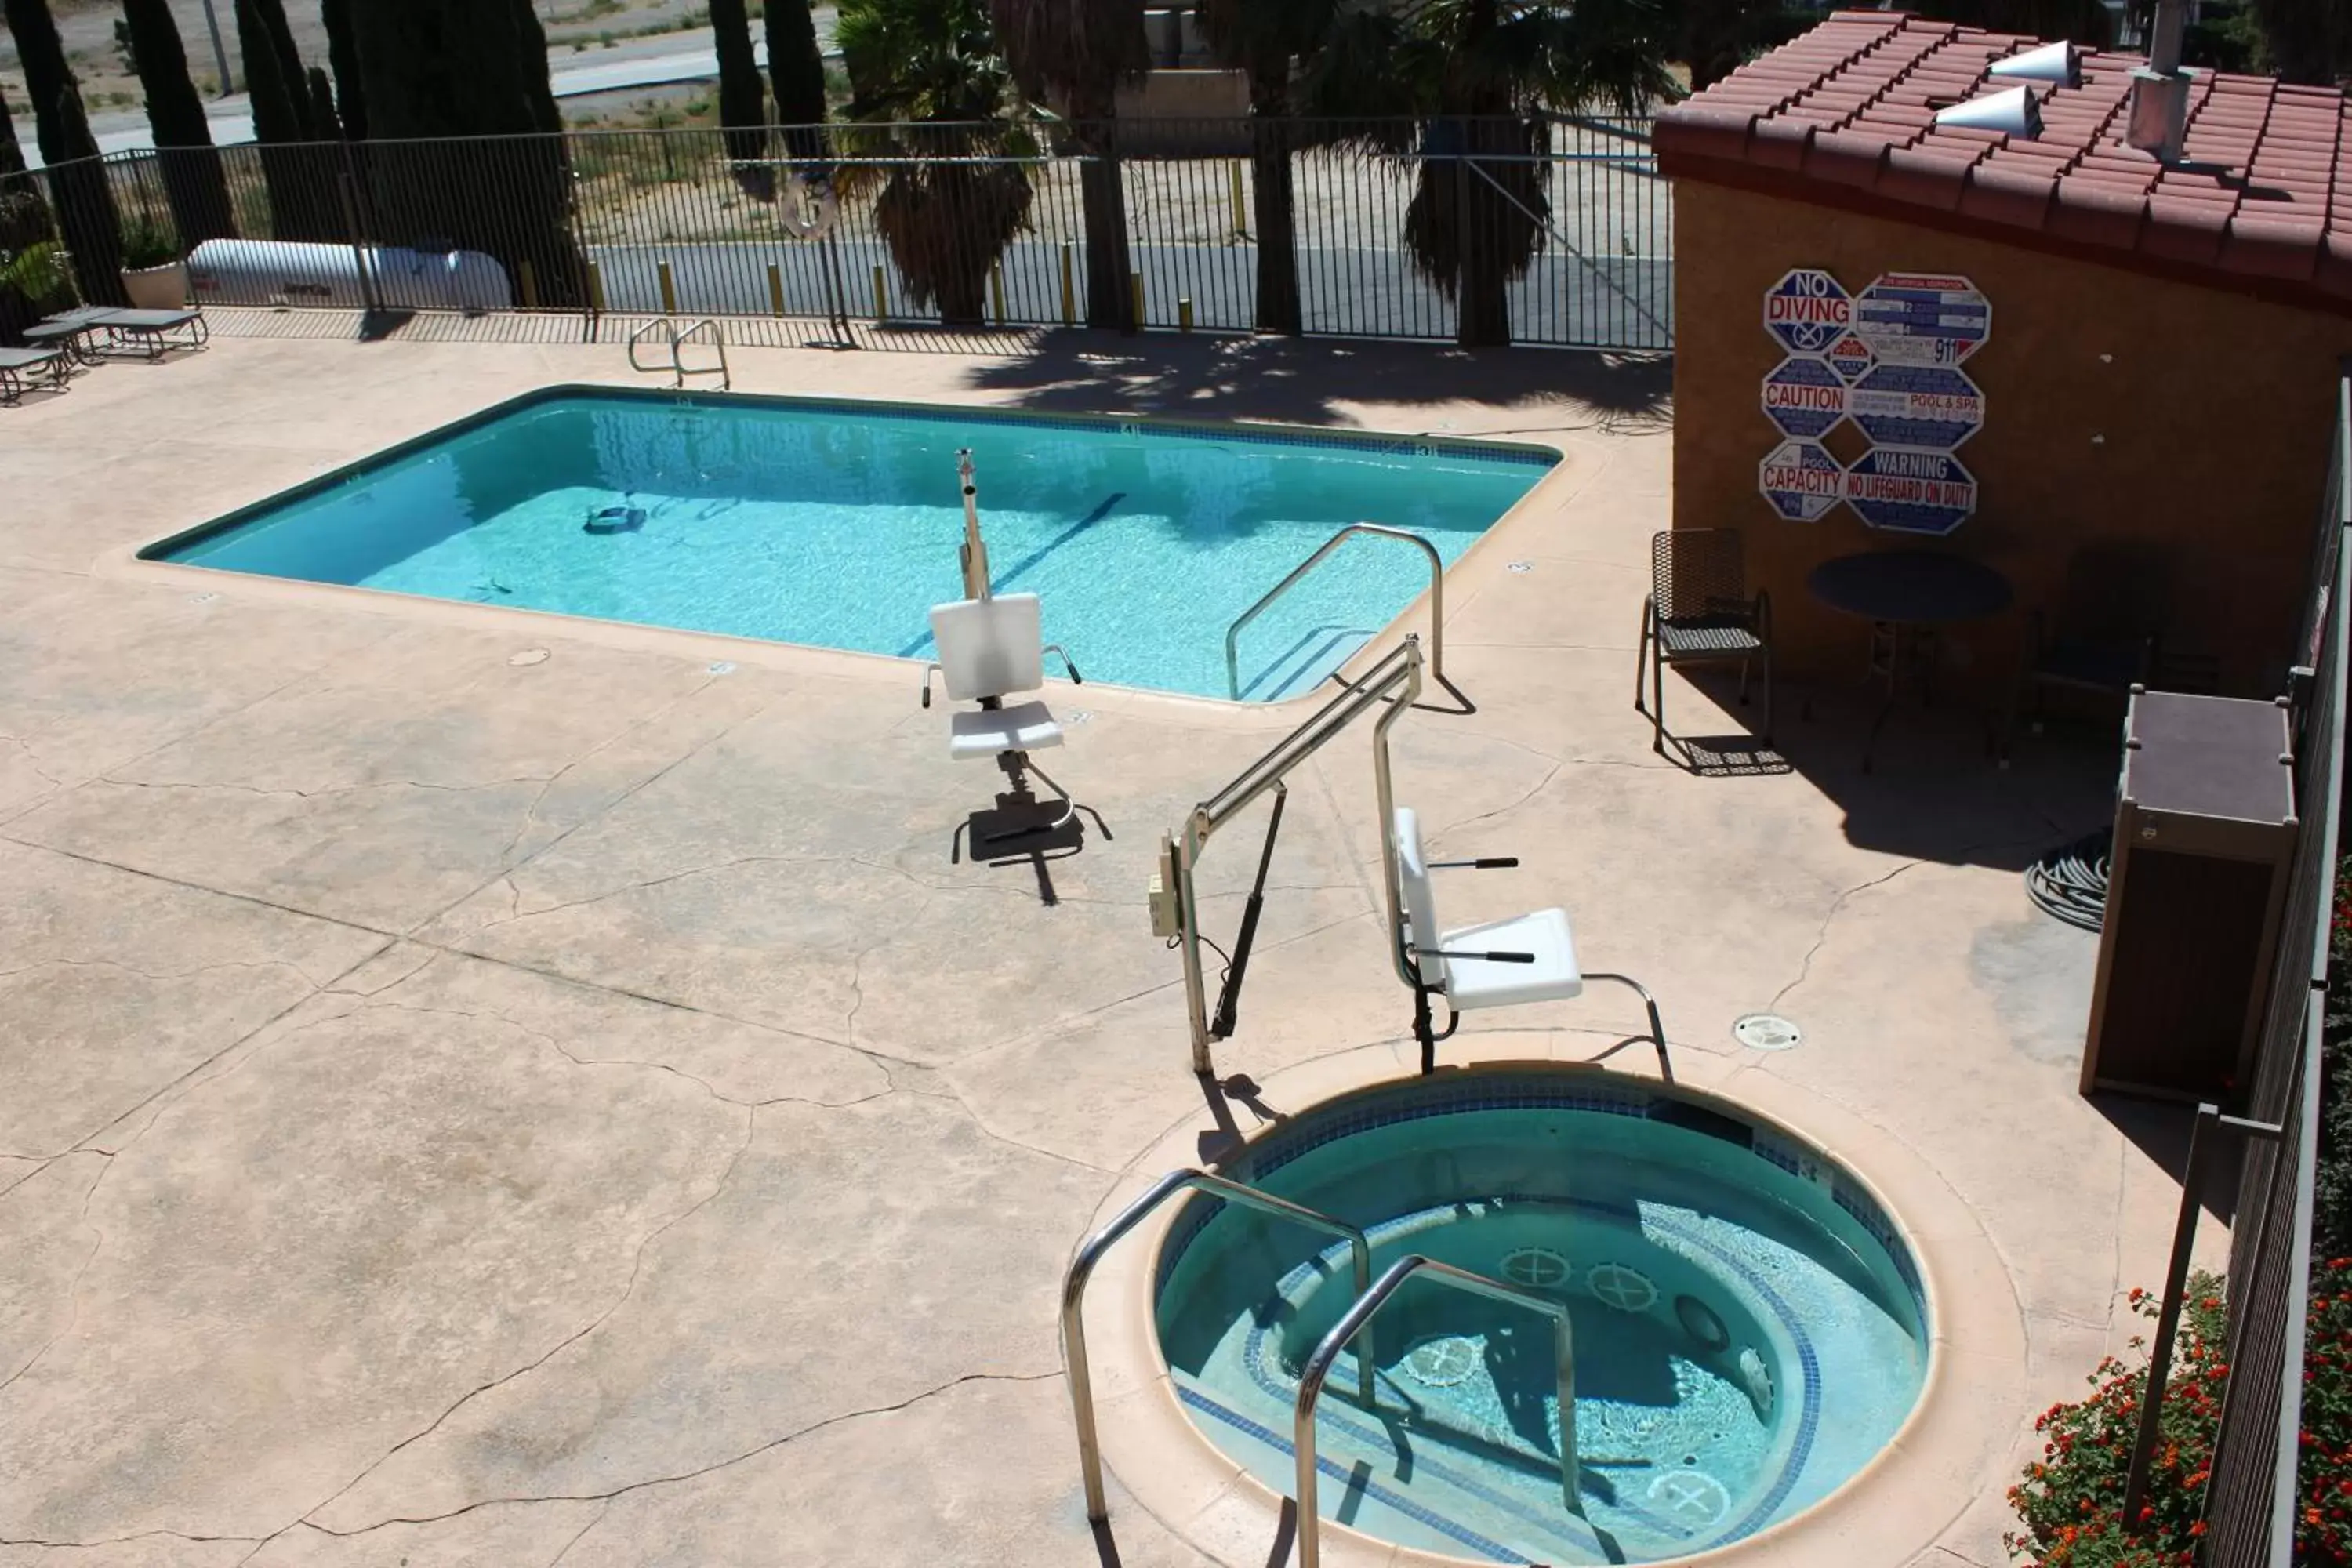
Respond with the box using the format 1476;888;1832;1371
920;592;1091;859
949;702;1062;760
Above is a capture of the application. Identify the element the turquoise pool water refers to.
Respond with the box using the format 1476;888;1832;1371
1154;1074;1929;1563
147;389;1554;702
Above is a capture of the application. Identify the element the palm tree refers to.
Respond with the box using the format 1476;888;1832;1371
837;0;1036;328
1301;0;1676;347
986;0;1147;332
1197;0;1335;336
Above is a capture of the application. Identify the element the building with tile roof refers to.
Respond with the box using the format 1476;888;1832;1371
1656;10;2352;700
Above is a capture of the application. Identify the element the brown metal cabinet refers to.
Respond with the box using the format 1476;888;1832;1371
2082;690;2297;1105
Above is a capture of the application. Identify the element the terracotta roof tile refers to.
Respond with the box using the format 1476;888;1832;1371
1657;12;2352;312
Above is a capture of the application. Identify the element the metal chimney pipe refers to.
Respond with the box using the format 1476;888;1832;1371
2125;0;2190;163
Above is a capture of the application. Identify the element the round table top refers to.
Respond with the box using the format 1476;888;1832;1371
1806;550;2015;625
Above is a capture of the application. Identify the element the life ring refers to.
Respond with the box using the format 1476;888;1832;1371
778;174;838;240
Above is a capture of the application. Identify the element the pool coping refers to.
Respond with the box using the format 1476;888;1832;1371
101;383;1568;715
1078;1045;2026;1568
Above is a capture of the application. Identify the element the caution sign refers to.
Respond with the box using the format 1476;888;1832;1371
1843;448;1978;535
1760;439;1844;522
1763;269;1853;355
1849;365;1985;448
1853;273;1991;366
1762;356;1849;440
1824;331;1875;384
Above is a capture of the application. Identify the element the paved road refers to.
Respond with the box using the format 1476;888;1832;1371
43;32;835;166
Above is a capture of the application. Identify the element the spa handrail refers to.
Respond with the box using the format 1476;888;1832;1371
1294;1254;1579;1568
1225;524;1444;701
1062;1168;1377;1524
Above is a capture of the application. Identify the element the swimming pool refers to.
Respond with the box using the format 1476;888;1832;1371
1153;1072;1929;1564
143;389;1555;702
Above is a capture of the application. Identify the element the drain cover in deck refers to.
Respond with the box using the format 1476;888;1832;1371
1733;1013;1802;1051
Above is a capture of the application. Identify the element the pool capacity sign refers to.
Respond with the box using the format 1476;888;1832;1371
1757;267;1990;534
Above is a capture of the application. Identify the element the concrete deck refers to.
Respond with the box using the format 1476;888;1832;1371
0;320;2206;1568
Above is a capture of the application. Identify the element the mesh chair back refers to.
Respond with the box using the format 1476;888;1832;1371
1392;807;1447;991
930;593;1045;702
1652;529;1750;622
2055;543;2172;648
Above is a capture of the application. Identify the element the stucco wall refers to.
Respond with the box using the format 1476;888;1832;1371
1671;178;2352;702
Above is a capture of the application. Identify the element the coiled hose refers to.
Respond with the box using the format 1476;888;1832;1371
2026;829;2113;933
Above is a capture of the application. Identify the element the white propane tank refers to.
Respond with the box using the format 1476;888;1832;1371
187;238;515;311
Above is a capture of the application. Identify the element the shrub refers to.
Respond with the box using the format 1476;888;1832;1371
2006;1261;2352;1566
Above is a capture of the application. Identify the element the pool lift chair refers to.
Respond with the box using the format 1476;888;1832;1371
920;450;1102;862
1388;805;1671;1079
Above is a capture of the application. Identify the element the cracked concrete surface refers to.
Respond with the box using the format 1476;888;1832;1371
0;326;2201;1566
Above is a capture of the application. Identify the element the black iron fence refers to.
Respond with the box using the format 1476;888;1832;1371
2127;372;2349;1565
2;116;1671;350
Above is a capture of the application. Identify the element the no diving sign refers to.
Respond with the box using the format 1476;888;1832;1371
1764;269;1852;355
1760;440;1844;522
1844;448;1978;535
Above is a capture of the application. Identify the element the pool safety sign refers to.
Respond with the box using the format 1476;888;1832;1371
1848;365;1984;448
1843;448;1978;535
1761;356;1848;440
1759;267;1990;530
1853;273;1991;366
1763;269;1852;355
1760;440;1844;522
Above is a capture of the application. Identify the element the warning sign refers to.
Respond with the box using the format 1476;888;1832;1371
1759;439;1845;522
1824;331;1875;384
1843;448;1978;535
1849;365;1985;448
1762;356;1849;440
1763;269;1853;355
1853;273;1991;366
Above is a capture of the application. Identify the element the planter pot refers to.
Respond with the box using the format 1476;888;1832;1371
120;260;189;310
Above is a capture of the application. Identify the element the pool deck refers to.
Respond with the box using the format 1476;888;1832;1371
0;319;2214;1568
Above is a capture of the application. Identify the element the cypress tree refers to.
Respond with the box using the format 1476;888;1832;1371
319;0;367;142
235;0;333;238
45;79;125;303
351;0;585;306
2;0;78;165
122;0;235;243
708;0;767;171
764;0;828;157
307;65;342;141
236;0;307;144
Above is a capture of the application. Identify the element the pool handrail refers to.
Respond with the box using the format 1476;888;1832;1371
1224;523;1445;702
626;316;731;390
1062;1167;1377;1524
1294;1253;1580;1568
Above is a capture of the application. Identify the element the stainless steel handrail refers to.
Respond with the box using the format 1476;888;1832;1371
1166;637;1423;1070
1294;1254;1580;1568
1062;1167;1377;1524
625;317;731;390
1225;524;1445;701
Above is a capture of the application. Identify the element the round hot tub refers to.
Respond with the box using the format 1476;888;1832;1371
1152;1071;1930;1564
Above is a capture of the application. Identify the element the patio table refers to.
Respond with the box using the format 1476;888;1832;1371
1806;549;2014;772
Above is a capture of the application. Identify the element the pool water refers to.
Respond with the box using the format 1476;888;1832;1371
147;389;1554;702
1154;1074;1929;1563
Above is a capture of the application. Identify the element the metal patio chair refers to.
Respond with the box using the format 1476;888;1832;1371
2003;543;2171;759
1635;528;1773;757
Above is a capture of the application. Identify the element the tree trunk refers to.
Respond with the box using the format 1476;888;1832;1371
1245;83;1298;336
1454;131;1509;348
765;0;829;161
3;0;76;166
1069;101;1133;333
707;0;768;173
320;0;368;141
0;82;25;177
123;0;235;243
45;82;125;305
307;66;343;142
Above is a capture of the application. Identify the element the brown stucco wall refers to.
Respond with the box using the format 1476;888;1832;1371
1671;179;2352;702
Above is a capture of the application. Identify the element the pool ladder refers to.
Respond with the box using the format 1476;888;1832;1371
627;316;731;390
1225;523;1446;701
1062;1166;1581;1568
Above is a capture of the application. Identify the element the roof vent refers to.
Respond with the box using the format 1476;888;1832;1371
1934;86;2042;138
1989;40;2080;89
